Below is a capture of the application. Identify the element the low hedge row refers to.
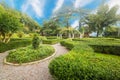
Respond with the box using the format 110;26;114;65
46;36;58;39
90;45;120;56
60;40;78;50
43;39;60;44
0;38;32;53
6;44;55;64
49;39;120;80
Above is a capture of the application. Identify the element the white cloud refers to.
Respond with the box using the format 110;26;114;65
107;0;120;14
21;0;45;18
74;0;93;8
53;0;64;13
107;0;120;8
71;20;79;28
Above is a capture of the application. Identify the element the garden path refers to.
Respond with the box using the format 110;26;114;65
0;43;68;80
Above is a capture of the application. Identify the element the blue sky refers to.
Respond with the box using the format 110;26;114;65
1;0;120;27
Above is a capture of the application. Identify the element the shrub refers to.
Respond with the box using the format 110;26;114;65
0;38;31;53
43;39;60;44
47;36;58;39
6;44;55;64
60;41;76;50
90;45;120;56
32;34;40;49
49;38;120;80
49;52;120;80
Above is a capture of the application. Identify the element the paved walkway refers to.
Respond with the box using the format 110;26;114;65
0;43;68;80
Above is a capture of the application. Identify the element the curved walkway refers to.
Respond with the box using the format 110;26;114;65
0;43;68;80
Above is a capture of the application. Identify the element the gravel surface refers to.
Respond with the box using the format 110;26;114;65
0;43;68;80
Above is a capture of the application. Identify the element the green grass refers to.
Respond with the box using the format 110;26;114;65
49;38;120;80
0;38;32;53
6;44;55;64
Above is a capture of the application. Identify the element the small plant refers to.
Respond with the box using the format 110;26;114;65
32;34;40;49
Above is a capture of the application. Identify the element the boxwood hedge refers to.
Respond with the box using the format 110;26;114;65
49;38;120;80
0;38;32;53
43;39;60;44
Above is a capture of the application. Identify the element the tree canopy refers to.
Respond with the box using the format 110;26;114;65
85;4;120;37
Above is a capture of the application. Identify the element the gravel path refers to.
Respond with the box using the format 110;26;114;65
0;43;68;80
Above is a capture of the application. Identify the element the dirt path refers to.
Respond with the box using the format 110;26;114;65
0;43;68;80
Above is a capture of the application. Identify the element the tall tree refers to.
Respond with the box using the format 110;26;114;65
0;4;23;43
41;20;60;36
52;6;74;38
85;4;120;37
20;14;41;33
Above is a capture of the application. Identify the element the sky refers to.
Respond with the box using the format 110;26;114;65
1;0;120;27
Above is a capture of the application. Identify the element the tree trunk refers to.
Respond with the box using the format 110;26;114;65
5;33;12;43
1;33;6;43
72;33;75;39
60;34;62;39
68;33;71;38
57;34;59;38
96;30;99;37
79;21;81;31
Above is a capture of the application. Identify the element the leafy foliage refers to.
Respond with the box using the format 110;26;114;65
32;34;40;49
41;20;60;36
0;38;32;53
6;45;55;64
85;4;120;37
0;4;23;43
49;38;120;80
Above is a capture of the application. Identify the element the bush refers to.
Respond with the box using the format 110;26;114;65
0;38;32;53
47;36;58;39
60;41;76;50
43;39;60;44
90;45;120;56
49;38;120;80
32;34;40;49
6;44;55;64
49;52;120;80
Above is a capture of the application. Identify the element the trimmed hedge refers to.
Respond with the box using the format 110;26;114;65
90;45;120;56
47;36;58;39
60;40;78;50
49;38;120;80
0;38;32;53
6;45;55;64
43;39;60;44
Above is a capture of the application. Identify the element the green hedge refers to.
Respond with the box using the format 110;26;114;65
90;45;120;56
43;39;60;44
60;41;77;50
6;45;55;64
47;36;58;39
49;38;120;80
0;38;32;53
